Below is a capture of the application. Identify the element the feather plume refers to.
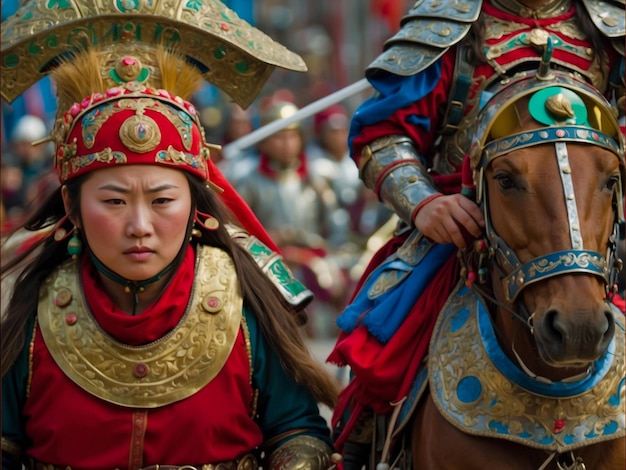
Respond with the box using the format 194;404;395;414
157;47;204;100
50;45;205;116
51;48;105;113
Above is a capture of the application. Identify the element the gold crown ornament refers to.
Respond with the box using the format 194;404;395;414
1;0;308;183
1;0;307;109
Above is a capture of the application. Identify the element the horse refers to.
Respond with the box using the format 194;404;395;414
330;65;625;470
407;70;625;468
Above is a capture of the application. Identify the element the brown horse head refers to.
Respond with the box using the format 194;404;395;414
467;72;624;380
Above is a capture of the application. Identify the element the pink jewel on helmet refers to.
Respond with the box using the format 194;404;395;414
69;103;81;117
106;87;123;97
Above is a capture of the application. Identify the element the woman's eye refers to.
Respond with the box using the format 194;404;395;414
105;198;125;205
153;197;172;205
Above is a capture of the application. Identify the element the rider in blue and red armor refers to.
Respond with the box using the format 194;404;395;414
328;0;625;464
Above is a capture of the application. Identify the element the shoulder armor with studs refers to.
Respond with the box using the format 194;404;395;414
581;0;625;56
366;0;482;79
226;225;314;315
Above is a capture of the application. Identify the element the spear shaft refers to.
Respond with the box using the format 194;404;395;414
221;78;372;160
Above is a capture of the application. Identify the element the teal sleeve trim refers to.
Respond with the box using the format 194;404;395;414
2;314;35;467
244;308;332;451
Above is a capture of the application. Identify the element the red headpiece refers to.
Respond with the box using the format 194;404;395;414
55;84;210;183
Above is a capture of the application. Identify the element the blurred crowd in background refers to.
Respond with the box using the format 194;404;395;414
0;0;413;339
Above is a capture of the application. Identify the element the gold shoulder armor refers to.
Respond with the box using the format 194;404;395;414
227;224;314;314
366;0;482;78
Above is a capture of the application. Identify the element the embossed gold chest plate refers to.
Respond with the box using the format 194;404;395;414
38;245;243;408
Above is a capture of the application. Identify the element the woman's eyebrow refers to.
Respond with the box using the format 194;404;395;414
96;183;180;193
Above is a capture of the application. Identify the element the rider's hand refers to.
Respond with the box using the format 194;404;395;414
414;193;484;249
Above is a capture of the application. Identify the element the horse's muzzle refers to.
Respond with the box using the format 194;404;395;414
536;305;616;365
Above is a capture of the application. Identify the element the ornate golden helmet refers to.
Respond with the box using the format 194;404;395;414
1;0;307;183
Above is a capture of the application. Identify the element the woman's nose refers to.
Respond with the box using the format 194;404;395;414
125;205;152;238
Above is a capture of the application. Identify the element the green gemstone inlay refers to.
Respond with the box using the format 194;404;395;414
28;41;43;55
109;69;123;84
45;35;58;48
136;68;150;83
235;61;249;73
116;0;140;13
5;54;19;68
185;0;202;12
47;0;72;9
270;263;306;295
249;243;272;257
214;46;227;59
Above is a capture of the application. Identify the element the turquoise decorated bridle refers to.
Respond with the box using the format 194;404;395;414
467;68;624;315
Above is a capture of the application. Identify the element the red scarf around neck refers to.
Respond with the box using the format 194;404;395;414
258;152;308;179
80;245;196;345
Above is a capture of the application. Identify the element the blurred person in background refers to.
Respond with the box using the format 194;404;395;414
307;104;361;221
307;104;392;248
216;103;259;185
1;115;53;224
307;104;393;315
234;100;350;338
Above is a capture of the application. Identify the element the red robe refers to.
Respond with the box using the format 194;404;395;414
23;248;262;467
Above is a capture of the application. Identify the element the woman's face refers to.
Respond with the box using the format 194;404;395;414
65;165;192;281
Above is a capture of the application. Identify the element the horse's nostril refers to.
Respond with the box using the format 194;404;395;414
543;309;562;342
602;310;615;342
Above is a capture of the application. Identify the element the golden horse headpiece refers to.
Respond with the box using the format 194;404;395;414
1;0;307;183
468;70;625;173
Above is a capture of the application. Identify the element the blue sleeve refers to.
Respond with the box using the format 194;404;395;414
2;315;34;468
245;308;332;451
348;58;443;153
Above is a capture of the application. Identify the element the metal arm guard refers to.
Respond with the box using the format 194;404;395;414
360;136;440;226
267;436;332;470
227;225;314;314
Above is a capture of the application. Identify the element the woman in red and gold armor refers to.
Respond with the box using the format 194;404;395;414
1;1;341;469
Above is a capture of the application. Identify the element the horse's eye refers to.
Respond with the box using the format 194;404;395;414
493;173;515;190
603;175;620;192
